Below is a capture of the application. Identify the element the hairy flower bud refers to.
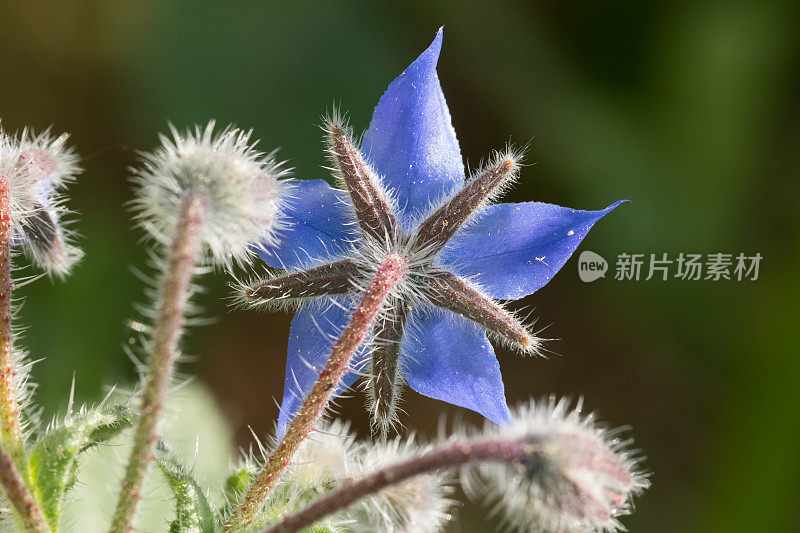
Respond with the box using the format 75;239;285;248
290;419;357;486
0;126;83;277
132;121;289;267
222;420;356;530
349;435;452;533
15;128;81;191
464;398;649;532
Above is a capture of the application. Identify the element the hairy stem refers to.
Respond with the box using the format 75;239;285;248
226;253;407;531
0;446;49;533
0;178;24;460
110;194;207;533
264;435;533;533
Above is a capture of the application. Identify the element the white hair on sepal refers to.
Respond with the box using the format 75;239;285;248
320;107;356;193
405;264;543;358
321;108;401;227
478;142;527;197
372;391;408;437
0;134;32;221
364;378;408;438
131;121;291;269
231;253;363;314
229;272;309;313
482;304;545;357
361;299;410;436
325;107;404;226
435;266;544;357
345;234;423;309
408;142;527;236
459;143;527;234
462;397;650;533
348;433;454;533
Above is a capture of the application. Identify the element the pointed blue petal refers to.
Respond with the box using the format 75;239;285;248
362;28;465;224
402;308;511;425
438;200;628;300
277;297;366;437
258;180;357;270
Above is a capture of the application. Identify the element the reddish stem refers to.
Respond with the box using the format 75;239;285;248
0;178;23;459
110;194;207;533
226;253;407;530
264;436;531;533
0;446;49;533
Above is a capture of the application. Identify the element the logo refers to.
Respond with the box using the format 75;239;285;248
577;251;761;282
578;251;608;282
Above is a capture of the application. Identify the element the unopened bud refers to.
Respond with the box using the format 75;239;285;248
465;397;649;532
132;121;289;267
0;127;83;277
349;435;452;533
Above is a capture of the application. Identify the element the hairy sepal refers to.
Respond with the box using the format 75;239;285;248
237;260;361;312
412;147;522;254
323;112;398;244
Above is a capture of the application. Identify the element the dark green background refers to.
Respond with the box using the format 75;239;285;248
2;1;798;531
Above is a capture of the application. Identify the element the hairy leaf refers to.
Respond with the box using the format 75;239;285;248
157;443;217;533
28;405;134;529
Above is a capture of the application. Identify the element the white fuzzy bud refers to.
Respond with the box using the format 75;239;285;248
290;419;357;487
132;121;289;267
465;397;649;533
15;128;81;191
349;435;452;533
0;126;83;277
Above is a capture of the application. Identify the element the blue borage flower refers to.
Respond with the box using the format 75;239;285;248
247;28;626;435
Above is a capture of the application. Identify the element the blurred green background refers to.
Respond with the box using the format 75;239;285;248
2;1;799;531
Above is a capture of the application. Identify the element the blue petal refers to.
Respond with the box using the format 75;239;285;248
277;297;367;437
362;28;465;225
258;180;356;270
438;200;628;300
402;308;511;425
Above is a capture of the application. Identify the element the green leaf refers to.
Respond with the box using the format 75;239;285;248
156;442;217;533
28;405;134;529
